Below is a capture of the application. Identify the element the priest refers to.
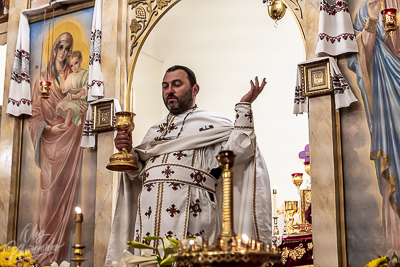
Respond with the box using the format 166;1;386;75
106;65;272;265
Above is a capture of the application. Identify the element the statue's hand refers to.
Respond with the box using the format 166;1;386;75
367;0;380;19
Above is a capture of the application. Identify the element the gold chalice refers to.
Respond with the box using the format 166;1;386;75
106;111;139;172
292;173;303;193
304;161;310;178
285;200;298;234
39;81;51;98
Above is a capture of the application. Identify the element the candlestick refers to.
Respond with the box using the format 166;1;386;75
72;207;86;266
273;216;279;235
176;151;281;266
75;207;83;245
273;187;277;217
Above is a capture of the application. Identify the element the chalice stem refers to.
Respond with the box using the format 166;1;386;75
121;147;129;156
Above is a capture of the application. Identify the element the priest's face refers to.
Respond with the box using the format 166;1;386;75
162;69;198;115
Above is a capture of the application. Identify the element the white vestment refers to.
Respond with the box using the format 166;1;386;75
105;103;272;266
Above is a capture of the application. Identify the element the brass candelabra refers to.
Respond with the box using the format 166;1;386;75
176;150;280;267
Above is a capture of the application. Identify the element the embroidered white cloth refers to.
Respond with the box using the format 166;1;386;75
6;14;31;116
88;0;104;101
315;0;359;56
6;0;104;116
80;98;121;148
293;56;358;114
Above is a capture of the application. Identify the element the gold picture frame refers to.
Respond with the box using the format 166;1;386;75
27;1;95;23
301;58;332;97
92;100;114;132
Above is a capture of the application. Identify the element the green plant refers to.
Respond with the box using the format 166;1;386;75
127;236;178;267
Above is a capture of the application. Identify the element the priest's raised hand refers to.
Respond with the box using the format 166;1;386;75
240;76;267;103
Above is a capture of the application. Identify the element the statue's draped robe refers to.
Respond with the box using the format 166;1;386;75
347;0;400;249
106;104;272;265
27;33;86;265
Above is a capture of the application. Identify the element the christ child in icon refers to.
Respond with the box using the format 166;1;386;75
55;50;89;128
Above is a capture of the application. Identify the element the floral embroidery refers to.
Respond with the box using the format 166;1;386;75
11;49;30;84
318;32;355;44
157;122;178;134
190;199;202;217
281;243;307;264
294;86;305;104
162;166;175;178
89;29;102;65
245;110;253;123
168;182;185;191
166;204;180;217
135;229;140;242
320;0;349;15
145;206;152;219
8;98;32;107
142;232;151;245
144;183;155;192
82;120;94;137
187;229;205;238
157;123;167;133
173;151;187;160
88;80;104;90
190;171;206;185
150;155;161;163
199;125;214;132
167;123;178;133
142;171;150;181
165;230;174;238
332;74;350;94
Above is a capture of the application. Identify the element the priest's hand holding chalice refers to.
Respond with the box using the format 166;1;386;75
106;111;139;172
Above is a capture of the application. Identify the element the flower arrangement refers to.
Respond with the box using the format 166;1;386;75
0;245;37;267
364;253;399;267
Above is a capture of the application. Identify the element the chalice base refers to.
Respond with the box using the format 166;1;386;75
106;151;139;172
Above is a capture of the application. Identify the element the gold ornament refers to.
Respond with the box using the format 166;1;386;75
292;173;303;193
39;81;52;99
267;0;287;22
381;8;399;36
106;111;139;172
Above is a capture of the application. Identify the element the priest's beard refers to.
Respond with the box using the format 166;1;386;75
164;87;194;115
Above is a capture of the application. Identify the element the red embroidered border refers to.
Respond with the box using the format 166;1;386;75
318;32;355;43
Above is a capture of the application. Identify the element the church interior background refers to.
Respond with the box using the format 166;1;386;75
0;0;399;266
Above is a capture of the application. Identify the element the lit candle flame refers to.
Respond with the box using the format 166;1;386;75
75;207;82;214
242;234;249;244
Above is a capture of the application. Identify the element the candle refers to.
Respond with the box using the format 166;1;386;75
273;187;277;217
75;207;83;245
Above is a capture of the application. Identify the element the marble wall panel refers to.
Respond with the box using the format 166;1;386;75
309;95;340;267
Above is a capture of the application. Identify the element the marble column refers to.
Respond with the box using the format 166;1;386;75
93;0;128;265
309;95;345;267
